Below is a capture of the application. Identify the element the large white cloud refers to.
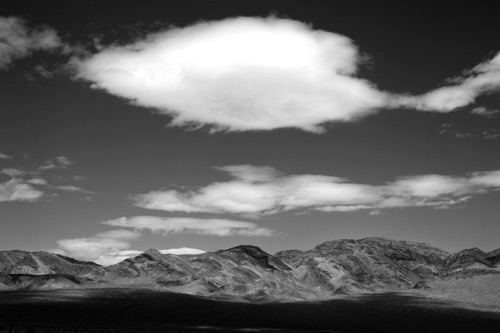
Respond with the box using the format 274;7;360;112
0;16;64;69
75;17;500;131
76;17;387;132
133;165;500;215
102;216;276;237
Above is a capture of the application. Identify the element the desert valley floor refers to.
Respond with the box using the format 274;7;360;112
1;289;500;333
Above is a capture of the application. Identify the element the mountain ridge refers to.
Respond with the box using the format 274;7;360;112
1;238;499;303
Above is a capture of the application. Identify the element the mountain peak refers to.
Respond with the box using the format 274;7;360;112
216;245;291;271
139;249;164;260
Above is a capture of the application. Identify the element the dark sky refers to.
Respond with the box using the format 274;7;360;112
1;1;499;264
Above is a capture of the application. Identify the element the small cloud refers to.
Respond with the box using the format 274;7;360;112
1;168;28;177
483;130;500;140
94;247;207;266
38;156;73;171
34;64;54;78
471;107;500;118
439;124;472;138
55;229;141;261
0;156;93;202
102;216;277;237
54;185;95;194
455;132;472;138
160;247;206;255
94;250;143;266
0;178;44;202
0;153;12;159
26;177;48;185
0;16;66;70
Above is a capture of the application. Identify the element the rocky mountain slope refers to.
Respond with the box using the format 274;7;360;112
275;237;451;294
1;238;499;302
0;250;107;290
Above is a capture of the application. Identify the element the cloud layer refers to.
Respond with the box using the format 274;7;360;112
102;216;276;237
76;17;387;132
0;16;64;69
133;165;500;215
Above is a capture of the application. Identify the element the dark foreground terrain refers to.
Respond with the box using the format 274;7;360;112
0;289;499;333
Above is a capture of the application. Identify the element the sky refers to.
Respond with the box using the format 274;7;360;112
1;1;499;265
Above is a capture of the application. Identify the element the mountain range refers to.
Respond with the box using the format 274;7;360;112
1;237;499;304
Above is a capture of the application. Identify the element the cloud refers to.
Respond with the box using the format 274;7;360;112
26;177;48;185
54;185;95;194
0;178;44;202
76;17;387;132
0;153;12;159
0;16;65;69
74;16;500;132
160;247;206;255
133;165;500;215
55;229;141;261
93;247;206;266
102;216;277;237
393;52;500;112
38;156;73;171
1;168;28;177
483;130;500;140
471;107;500;118
0;156;93;202
93;250;142;266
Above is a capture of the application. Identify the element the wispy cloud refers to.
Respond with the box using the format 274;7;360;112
441;125;472;139
471;107;500;118
0;156;93;202
133;165;500;215
1;168;28;177
38;156;73;171
392;52;500;112
483;130;500;140
102;216;277;237
0;153;12;159
0;178;44;202
55;229;142;261
53;185;95;194
0;16;66;70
